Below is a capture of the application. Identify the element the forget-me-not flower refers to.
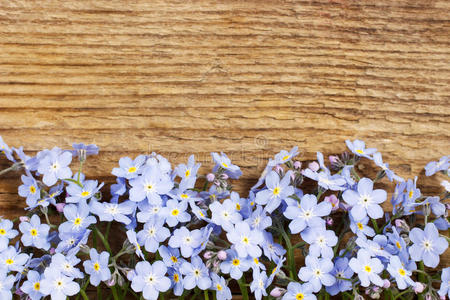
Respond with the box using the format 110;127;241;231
345;139;377;159
129;166;173;205
284;194;331;234
18;175;41;207
408;223;448;268
210;198;243;231
0;245;28;272
386;255;415;290
37;147;73;186
348;249;384;287
282;282;316;300
91;200;135;225
161;199;191;227
220;249;251;279
130;260;171;300
438;267;450;298
66;180;103;203
40;267;80;300
168;227;202;258
226;221;263;258
301;226;337;258
180;256;211;290
49;253;84;279
255;170;294;213
211;152;242;179
0;272;15;300
342;177;386;221
112;155;146;179
83;249;111;286
0;219;18;251
298;255;336;293
425;155;449;176
250;269;269;300
59;201;96;234
326;257;353;296
21;270;44;300
137;217;170;253
211;272;232;300
19;214;50;250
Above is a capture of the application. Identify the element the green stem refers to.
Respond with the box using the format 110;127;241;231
105;222;112;240
80;290;89;300
97;285;102;300
93;226;112;253
204;290;209;300
371;218;380;234
237;277;249;300
76;278;90;300
110;285;120;300
393;288;412;299
293;241;306;249
0;165;16;176
280;227;296;278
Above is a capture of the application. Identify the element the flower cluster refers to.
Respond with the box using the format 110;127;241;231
0;136;448;300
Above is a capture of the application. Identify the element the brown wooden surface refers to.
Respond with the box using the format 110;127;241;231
0;0;449;287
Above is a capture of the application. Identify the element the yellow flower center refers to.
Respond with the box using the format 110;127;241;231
408;190;413;199
357;223;364;230
398;269;406;276
272;267;277;274
396;241;402;249
296;293;304;300
5;259;14;265
94;262;100;271
253;258;259;265
364;265;372;273
250;201;255;206
356;149;364;154
0;229;6;235
181;194;189;199
216;284;223;291
173;274;179;282
171;209;180;216
171;256;178;263
30;229;38;236
282;155;290;161
185;169;190;177
242;237;249;244
128;167;137;173
33;282;40;290
232;259;240;266
74;218;82;225
81;191;90;197
221;162;228;168
273;187;281;196
235;203;241;211
29;186;36;194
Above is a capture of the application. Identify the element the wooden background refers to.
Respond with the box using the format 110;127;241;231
0;0;449;278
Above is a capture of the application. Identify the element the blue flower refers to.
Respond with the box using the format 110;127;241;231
112;155;146;179
129;166;174;205
0;245;28;272
355;236;390;259
348;249;384;287
408;223;448;268
211;152;242;179
130;260;171;300
373;152;404;182
168;227;202;258
174;154;201;184
0;136;14;162
210;198;243;231
261;231;286;261
37;147;73;186
91;200;135;225
59;201;96;234
159;246;185;269
18;175;41;207
301;225;337;258
0;219;18;251
273;146;299;165
49;253;84;279
386;255;415;290
226;221;263;258
21;270;44;300
83;249;111;286
349;215;375;238
255;171;294;213
230;191;252;219
126;230;145;259
161;199;191;227
298;255;336;292
438;267;450;298
211;272;232;300
180;256;211;290
420;196;446;217
250;269;269;300
55;229;90;255
0;271;15;300
137;217;170;253
19;215;50;250
283;194;331;234
245;205;272;231
342;177;386;221
71;143;99;158
345;139;377;159
40;267;80;300
282;282;316;300
167;267;184;296
385;227;408;262
220;249;251;279
425;155;449;176
326;257;353;296
66;180;103;203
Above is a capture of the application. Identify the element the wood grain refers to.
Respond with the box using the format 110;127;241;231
0;0;449;292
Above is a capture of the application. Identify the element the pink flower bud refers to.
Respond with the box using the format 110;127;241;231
106;278;116;287
217;250;227;260
414;282;425;294
326;217;333;226
19;216;29;222
425;294;432;300
14;289;23;296
270;287;285;297
440;296;446;300
55;203;65;212
220;173;229;180
293;161;302;169
308;161;319;172
383;279;391;288
49;248;56;254
329;155;339;164
203;251;214;259
213;260;220;268
274;165;283;173
213;179;220;186
290;172;296;181
324;194;339;211
206;173;215;182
